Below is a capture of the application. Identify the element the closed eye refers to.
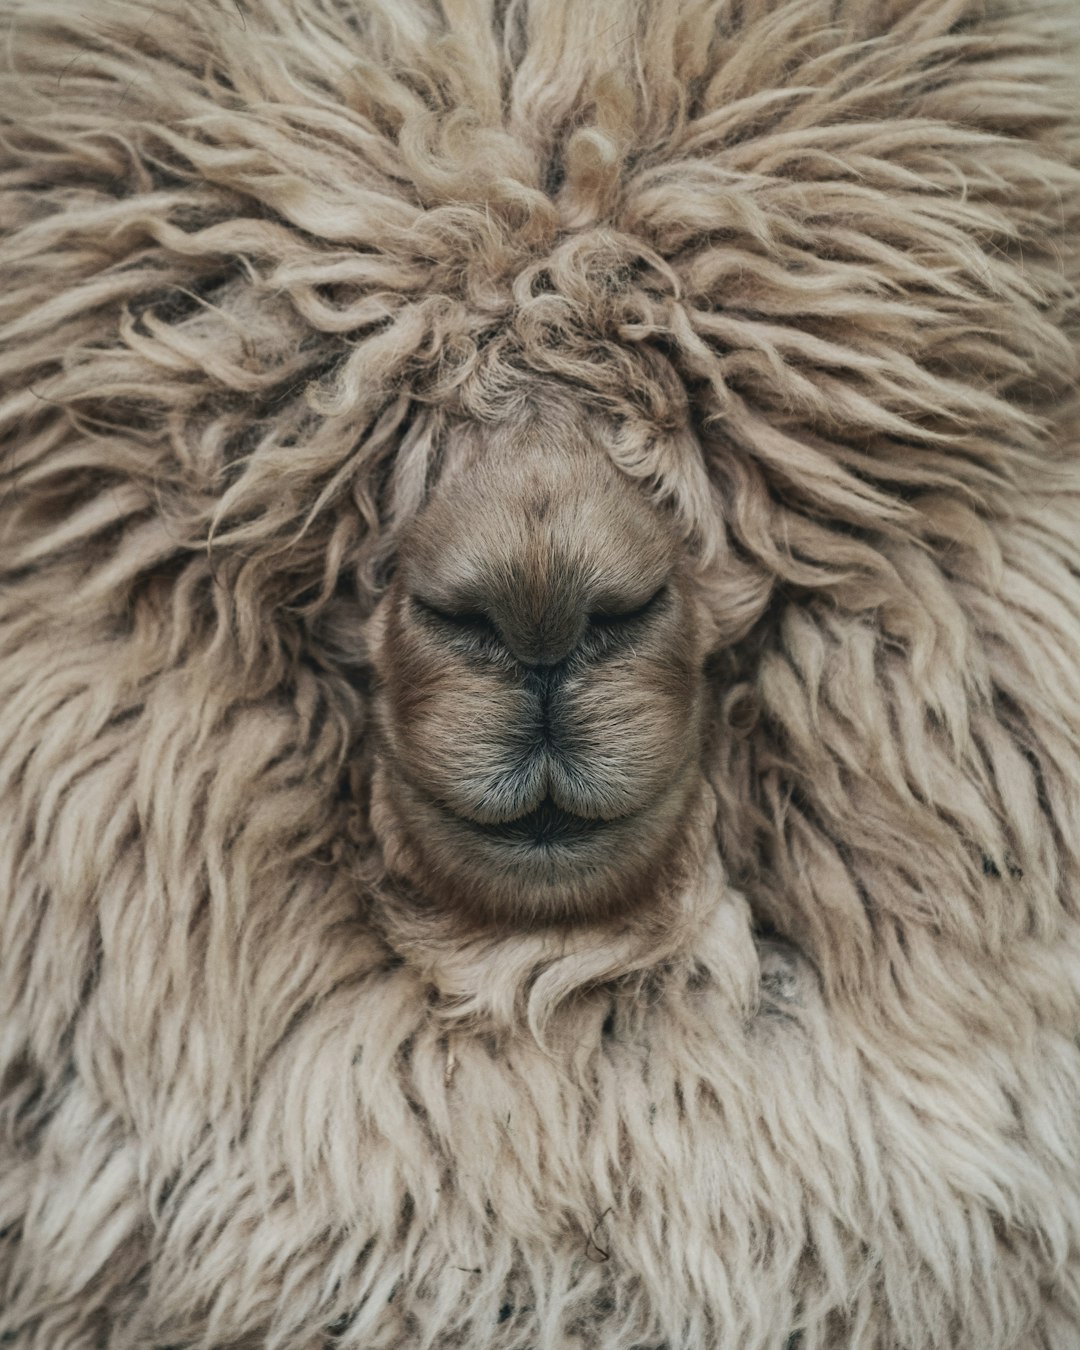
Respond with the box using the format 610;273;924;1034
412;595;498;636
588;584;668;628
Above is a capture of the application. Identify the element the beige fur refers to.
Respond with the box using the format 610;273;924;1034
2;0;1080;1346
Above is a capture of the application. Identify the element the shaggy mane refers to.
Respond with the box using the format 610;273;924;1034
2;0;1080;1346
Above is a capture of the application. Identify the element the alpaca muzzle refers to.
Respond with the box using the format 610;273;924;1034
367;395;709;923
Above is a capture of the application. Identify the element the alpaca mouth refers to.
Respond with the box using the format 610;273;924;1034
465;796;612;848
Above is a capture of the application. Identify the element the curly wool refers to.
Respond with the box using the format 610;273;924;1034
2;0;1080;1346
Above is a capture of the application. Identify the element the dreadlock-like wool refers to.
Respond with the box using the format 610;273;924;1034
2;0;1080;1345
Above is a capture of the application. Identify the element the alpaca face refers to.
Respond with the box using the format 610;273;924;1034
368;400;709;924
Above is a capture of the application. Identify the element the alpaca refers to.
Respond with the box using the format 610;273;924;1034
2;0;1080;1347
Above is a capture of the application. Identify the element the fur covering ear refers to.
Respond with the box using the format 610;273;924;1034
2;0;1080;1346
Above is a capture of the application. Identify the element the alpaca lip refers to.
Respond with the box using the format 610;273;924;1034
462;797;611;847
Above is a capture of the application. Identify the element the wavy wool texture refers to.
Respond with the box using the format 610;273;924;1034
3;0;1080;1346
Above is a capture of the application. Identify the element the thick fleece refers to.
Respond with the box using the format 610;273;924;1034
2;0;1080;1346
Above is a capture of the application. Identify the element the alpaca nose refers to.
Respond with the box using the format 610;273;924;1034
494;602;585;669
485;561;670;669
410;567;588;666
490;571;588;669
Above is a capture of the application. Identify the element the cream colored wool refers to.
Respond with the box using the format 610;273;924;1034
3;0;1080;1345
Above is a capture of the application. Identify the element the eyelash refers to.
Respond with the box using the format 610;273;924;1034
588;584;668;628
412;596;498;635
410;584;669;654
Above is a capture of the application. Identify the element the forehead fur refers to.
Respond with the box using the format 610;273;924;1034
4;0;1075;638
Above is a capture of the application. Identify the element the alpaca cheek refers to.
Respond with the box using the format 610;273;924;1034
555;667;701;810
388;680;530;798
376;642;540;820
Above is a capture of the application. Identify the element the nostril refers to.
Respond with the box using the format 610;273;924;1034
588;583;668;629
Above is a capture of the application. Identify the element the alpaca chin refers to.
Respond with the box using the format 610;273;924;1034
370;774;763;1033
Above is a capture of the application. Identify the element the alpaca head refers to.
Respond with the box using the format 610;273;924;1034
367;385;712;925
